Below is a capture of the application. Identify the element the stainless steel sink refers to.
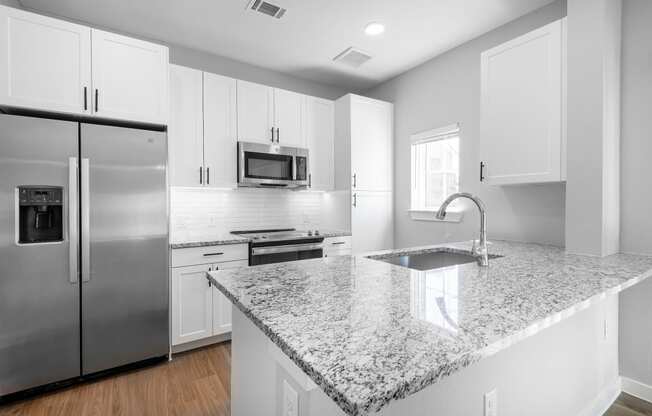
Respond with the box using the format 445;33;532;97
368;249;500;271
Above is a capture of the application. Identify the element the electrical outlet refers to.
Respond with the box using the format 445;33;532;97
282;379;299;416
484;389;497;416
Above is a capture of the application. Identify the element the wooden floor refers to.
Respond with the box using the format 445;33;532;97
1;341;650;416
0;342;231;416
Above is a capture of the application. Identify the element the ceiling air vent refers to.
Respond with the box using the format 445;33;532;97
333;47;372;68
247;0;286;19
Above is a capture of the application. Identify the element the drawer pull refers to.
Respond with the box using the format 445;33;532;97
203;252;224;257
331;241;346;245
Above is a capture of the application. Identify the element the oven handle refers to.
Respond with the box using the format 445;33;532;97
251;243;324;256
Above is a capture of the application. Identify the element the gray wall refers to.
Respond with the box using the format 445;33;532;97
619;0;652;387
0;0;21;7
364;1;567;249
170;46;348;100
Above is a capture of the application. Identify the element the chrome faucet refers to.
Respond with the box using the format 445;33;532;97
436;192;489;267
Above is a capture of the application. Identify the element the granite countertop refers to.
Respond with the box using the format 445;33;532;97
170;229;351;249
207;241;652;415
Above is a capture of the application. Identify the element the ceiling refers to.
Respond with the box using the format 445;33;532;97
20;0;556;90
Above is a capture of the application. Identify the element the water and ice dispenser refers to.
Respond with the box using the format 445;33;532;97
17;186;64;244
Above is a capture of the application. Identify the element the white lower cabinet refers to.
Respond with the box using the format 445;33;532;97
171;264;213;345
351;191;393;254
323;236;352;257
170;244;248;348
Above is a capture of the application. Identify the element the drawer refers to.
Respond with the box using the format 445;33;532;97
323;236;352;252
171;244;248;268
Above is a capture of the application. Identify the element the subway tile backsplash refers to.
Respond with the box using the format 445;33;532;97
170;187;325;243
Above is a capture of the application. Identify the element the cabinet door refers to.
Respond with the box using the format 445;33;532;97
169;65;204;187
350;96;393;191
351;191;393;254
236;80;274;144
480;20;562;185
305;97;334;190
204;73;237;188
171;264;213;345
274;88;304;147
91;29;169;125
0;6;91;115
212;260;248;336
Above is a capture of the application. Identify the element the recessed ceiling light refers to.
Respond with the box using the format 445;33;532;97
364;22;385;36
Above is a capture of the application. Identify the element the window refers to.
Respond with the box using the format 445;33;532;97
410;124;460;211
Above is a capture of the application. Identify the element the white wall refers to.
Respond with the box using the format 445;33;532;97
364;1;567;249
170;188;331;243
618;0;652;387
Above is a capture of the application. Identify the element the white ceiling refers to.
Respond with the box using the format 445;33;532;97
20;0;556;90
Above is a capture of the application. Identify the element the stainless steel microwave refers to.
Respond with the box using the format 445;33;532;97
237;141;309;188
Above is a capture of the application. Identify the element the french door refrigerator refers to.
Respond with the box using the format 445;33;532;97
0;114;169;396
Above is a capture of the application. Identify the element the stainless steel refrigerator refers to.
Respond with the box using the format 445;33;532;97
0;114;169;396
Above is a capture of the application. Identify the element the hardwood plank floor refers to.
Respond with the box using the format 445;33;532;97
1;341;650;416
0;342;231;416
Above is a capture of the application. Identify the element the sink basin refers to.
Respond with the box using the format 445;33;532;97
368;249;500;271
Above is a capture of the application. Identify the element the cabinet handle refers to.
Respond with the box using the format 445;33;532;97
271;127;275;143
207;268;213;287
352;193;357;208
331;241;346;245
199;166;203;185
83;87;88;111
308;173;312;188
352;173;357;188
206;167;210;185
480;161;486;182
203;252;224;257
94;89;99;112
276;127;280;143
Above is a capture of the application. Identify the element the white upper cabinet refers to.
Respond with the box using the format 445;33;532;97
274;88;304;147
237;80;274;144
204;72;238;188
350;95;393;192
91;29;169;125
0;6;169;125
305;96;334;190
480;19;564;185
169;64;204;187
0;6;91;115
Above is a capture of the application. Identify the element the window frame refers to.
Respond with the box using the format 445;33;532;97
408;124;463;222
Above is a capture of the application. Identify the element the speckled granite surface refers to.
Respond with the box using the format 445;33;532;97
170;229;351;249
208;241;652;415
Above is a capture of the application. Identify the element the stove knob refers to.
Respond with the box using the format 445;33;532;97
307;230;313;236
315;230;320;236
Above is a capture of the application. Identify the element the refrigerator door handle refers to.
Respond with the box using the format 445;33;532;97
81;158;91;283
68;157;79;284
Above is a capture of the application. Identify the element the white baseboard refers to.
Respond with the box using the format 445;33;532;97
621;376;652;404
171;332;231;354
578;377;622;416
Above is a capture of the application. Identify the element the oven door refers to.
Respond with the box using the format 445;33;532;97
238;142;295;187
250;242;324;266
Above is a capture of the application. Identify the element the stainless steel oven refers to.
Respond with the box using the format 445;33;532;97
238;141;309;188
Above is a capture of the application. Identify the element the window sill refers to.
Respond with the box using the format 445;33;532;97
408;209;464;223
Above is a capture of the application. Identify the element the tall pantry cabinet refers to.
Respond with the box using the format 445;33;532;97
335;94;394;254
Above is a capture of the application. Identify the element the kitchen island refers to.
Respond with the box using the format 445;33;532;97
208;241;652;416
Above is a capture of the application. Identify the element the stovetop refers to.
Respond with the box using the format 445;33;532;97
231;228;322;242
